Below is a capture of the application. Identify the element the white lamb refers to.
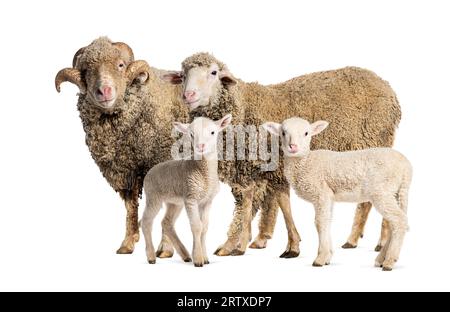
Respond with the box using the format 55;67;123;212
141;114;232;267
262;117;412;271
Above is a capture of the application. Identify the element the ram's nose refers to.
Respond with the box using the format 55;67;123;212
95;86;114;102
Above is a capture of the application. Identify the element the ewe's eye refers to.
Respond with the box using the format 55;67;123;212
118;62;125;70
211;70;217;76
211;131;215;135
305;132;308;136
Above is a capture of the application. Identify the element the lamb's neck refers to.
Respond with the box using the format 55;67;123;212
284;152;311;169
199;156;219;182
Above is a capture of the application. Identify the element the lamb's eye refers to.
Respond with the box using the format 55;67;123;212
305;132;308;136
211;70;217;76
281;131;285;136
190;133;194;138
211;131;215;135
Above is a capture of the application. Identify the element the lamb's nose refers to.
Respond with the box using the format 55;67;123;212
197;143;205;150
289;144;298;152
183;90;196;101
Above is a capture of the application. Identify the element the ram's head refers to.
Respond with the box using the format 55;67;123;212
55;37;150;113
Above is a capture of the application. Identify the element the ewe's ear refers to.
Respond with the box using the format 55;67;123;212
216;114;233;131
310;120;329;136
219;67;237;86
173;122;190;134
161;71;183;84
262;122;282;136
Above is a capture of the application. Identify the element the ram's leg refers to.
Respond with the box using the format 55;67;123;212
214;183;255;256
342;202;372;249
117;185;140;254
375;219;390;252
277;187;301;258
249;190;278;249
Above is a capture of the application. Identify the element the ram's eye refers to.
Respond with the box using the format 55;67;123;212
211;70;217;76
305;132;308;136
118;62;125;69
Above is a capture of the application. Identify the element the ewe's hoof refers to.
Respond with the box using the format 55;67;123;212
249;239;267;249
280;250;300;258
183;257;192;263
148;260;156;264
312;262;323;267
156;250;174;258
230;249;245;256
382;266;393;271
342;242;357;249
116;246;134;254
375;245;383;252
214;247;231;256
194;263;203;267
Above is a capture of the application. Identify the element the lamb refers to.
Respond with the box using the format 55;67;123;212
263;117;412;270
142;114;232;266
161;53;401;257
55;37;189;254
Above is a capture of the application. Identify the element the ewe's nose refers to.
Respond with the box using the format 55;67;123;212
183;90;196;102
289;144;298;153
95;86;114;102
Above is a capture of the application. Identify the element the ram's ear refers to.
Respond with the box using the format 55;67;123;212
161;71;183;84
310;120;329;136
173;122;189;134
262;122;282;136
219;67;237;86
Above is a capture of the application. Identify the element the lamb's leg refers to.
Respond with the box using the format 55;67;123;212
342;202;371;249
156;206;180;259
375;219;390;252
372;196;408;271
117;185;140;254
141;199;162;264
278;187;301;258
313;197;333;267
214;182;255;256
250;191;278;249
199;202;212;264
185;200;205;267
161;204;191;262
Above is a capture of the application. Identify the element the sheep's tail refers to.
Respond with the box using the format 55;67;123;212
397;163;412;230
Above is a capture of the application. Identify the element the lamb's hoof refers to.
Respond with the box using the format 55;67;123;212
230;249;245;256
116;246;134;254
280;250;300;258
156;250;174;258
375;245;383;252
184;257;192;263
342;242;357;249
204;260;210;265
360;234;364;238
312;262;323;267
148;260;156;264
194;263;203;267
382;266;393;271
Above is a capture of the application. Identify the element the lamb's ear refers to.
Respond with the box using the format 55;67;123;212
310;121;329;136
219;67;237;86
262;122;282;136
173;122;189;134
216;114;233;130
161;71;183;84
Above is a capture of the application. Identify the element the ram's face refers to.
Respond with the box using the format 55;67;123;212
162;62;237;111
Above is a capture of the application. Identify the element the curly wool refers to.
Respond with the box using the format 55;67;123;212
188;53;401;239
182;52;226;72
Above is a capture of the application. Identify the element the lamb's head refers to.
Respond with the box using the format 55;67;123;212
162;53;237;111
263;118;329;157
55;37;150;113
174;114;232;159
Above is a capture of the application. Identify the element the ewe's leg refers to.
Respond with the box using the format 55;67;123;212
250;191;278;249
185;200;204;267
214;183;255;256
313;197;333;267
373;196;408;271
161;204;191;262
375;219;390;252
141;199;162;264
278;188;301;258
342;202;371;249
199;202;212;264
117;185;140;254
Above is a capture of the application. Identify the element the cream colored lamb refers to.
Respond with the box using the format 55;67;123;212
263;117;412;271
141;114;232;267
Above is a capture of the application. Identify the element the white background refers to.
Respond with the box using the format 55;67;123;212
0;0;449;292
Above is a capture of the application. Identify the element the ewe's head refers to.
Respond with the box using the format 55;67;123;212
55;37;150;113
263;118;329;157
162;53;237;111
174;114;232;159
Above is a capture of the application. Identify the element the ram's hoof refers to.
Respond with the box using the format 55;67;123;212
280;250;300;258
